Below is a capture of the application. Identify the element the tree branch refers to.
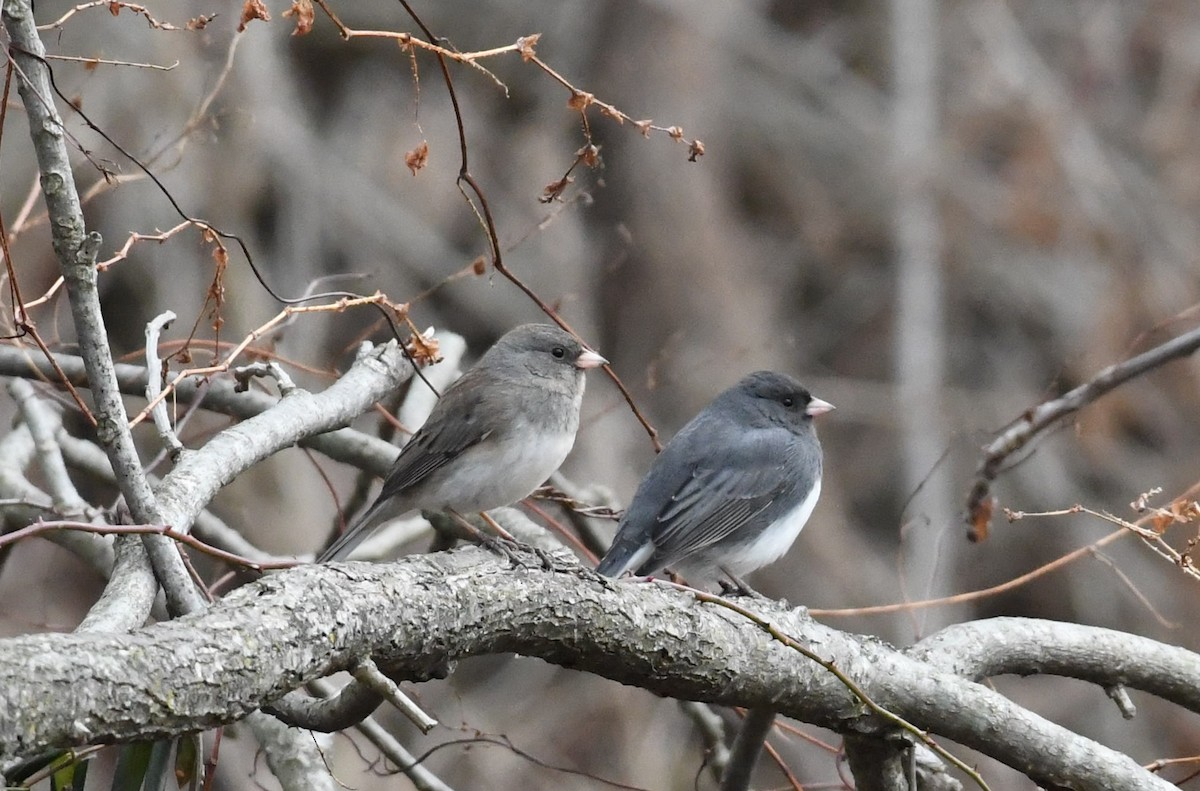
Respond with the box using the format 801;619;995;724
966;324;1200;540
0;345;400;479
911;616;1200;714
0;548;1181;790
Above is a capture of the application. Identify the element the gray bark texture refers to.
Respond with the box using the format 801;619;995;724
0;546;1191;791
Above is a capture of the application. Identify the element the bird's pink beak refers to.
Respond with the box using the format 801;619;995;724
575;349;608;370
806;397;835;417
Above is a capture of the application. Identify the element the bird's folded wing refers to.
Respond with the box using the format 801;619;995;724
374;384;492;502
650;450;786;559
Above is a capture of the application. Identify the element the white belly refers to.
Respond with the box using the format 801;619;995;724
715;480;821;576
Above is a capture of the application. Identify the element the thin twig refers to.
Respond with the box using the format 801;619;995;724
966;324;1200;541
349;659;437;733
0;519;300;572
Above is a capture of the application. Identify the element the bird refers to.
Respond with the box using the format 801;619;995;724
596;371;832;583
318;323;607;562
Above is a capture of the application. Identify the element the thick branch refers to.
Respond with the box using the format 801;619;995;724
153;340;413;536
0;548;1178;790
3;0;202;614
0;346;398;478
911;617;1200;714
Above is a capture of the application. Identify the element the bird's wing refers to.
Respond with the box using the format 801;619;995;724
374;371;493;502
647;445;788;562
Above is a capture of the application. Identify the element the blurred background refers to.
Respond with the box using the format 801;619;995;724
2;0;1199;788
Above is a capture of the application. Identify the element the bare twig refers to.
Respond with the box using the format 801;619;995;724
145;311;184;459
7;379;85;512
720;707;777;791
43;54;178;71
0;520;300;572
349;659;437;733
677;701;728;783
966;324;1200;541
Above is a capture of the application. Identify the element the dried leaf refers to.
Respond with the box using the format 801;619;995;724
108;2;121;16
633;119;653;138
405;140;429;175
238;0;271;32
577;144;601;168
471;256;487;276
968;496;995;543
666;125;684;141
187;15;215;30
688;139;706;162
599;104;623;123
516;34;540;62
539;175;573;203
408;331;441;366
282;0;314;36
567;90;593;111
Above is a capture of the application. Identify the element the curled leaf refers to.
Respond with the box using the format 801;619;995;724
567;90;594;111
539;175;573;203
238;0;270;32
282;0;314;36
405;141;429;175
516;34;540;62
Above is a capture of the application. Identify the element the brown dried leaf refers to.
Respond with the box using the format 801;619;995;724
187;15;215;30
577;144;601;168
567;90;594;111
405;140;429;175
238;0;271;32
539;175;573;204
598;104;623;123
633;119;653;138
282;0;314;36
516;34;540;62
408;331;441;366
688;139;706;162
471;256;487;276
968;496;995;543
666;125;684;141
108;2;120;17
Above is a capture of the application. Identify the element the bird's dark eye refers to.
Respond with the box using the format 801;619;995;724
781;397;795;408
551;346;566;359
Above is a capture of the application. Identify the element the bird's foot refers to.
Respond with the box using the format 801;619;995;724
479;534;558;571
718;568;767;599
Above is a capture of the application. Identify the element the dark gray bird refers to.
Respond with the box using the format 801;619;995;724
596;371;832;581
319;324;607;561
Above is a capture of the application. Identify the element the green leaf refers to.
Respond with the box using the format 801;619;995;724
71;758;90;791
49;761;75;791
111;742;153;791
142;740;175;791
5;750;62;784
174;734;202;790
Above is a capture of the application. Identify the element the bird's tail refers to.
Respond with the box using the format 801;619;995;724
595;538;655;578
317;498;396;562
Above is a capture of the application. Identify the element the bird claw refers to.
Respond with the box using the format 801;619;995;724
479;535;557;571
718;570;766;599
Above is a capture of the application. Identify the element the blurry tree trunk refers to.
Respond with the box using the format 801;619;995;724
891;0;954;628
